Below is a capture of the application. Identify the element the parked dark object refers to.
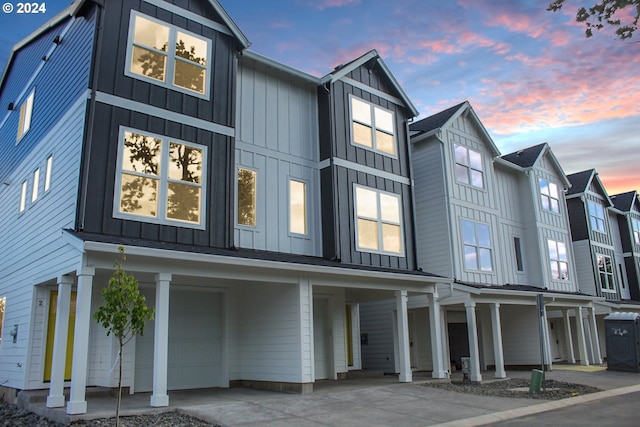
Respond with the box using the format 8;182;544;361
604;312;640;373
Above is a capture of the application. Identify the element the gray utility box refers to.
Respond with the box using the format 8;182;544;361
604;312;640;373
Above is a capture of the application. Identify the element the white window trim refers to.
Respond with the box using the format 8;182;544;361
235;166;258;229
588;200;606;234
597;254;616;293
460;219;493;272
44;155;53;192
17;89;35;142
124;11;213;99
453;144;485;189
547;239;569;281
539;178;561;214
31;168;40;203
113;126;207;229
353;184;405;257
288;177;309;237
348;94;397;159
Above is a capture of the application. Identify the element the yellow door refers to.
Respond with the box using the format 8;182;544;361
43;291;76;382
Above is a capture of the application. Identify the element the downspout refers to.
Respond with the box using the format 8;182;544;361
405;118;420;271
77;0;105;231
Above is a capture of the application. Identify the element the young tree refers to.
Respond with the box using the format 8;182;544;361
94;247;154;426
548;0;640;40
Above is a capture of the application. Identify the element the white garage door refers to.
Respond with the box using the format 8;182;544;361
135;287;223;392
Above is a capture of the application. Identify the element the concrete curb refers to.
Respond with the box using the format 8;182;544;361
430;383;640;427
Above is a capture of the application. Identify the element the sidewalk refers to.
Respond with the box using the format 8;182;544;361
22;365;640;426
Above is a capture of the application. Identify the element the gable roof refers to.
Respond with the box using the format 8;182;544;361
566;169;613;206
499;142;571;189
322;49;419;117
611;190;638;212
409;101;500;157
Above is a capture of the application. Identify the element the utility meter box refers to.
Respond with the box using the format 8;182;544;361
604;312;640;373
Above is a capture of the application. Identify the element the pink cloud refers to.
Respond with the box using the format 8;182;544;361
485;12;546;38
314;0;360;11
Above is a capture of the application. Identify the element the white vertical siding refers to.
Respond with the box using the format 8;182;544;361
500;305;542;365
573;240;597;296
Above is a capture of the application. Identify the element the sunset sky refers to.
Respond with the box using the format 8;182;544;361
1;0;638;194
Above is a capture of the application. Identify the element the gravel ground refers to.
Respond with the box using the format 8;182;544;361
423;378;602;400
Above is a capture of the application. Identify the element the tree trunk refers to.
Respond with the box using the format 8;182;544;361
116;343;123;427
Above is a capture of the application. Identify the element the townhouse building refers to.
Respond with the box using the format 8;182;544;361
0;0;449;415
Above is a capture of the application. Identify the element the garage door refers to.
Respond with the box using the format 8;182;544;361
135;287;223;392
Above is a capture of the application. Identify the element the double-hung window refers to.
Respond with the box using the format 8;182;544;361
548;239;569;280
539;179;560;213
17;89;35;141
237;168;257;227
350;96;396;156
115;128;206;228
126;12;211;97
631;217;640;245
588;200;606;233
454;145;484;188
597;254;615;292
461;219;492;271
354;185;403;255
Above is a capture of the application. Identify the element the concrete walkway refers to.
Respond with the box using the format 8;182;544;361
21;366;640;426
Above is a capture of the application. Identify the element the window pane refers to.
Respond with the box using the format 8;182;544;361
455;164;469;184
123;132;162;175
479;248;492;271
176;32;207;65
20;181;27;212
119;174;158;217
550;198;559;213
130;46;167;81
470;169;484;188
464;245;477;270
237;168;256;226
541;195;550;211
44;156;52;191
477;223;491;247
174;60;206;94
32;168;40;202
133;15;169;51
169;143;202;183
559;262;569;280
23;92;33;134
380;193;399;223
356;187;378;219
468;149;482;170
557;242;567;261
167;182;201;223
353;122;373;148
357;218;379;250
548;182;558;198
462;220;476;245
375;130;395;155
550;261;559;279
548;240;557;260
289;180;307;234
351;98;371;124
382;223;401;253
539;179;549;196
374;107;393;133
454;145;468;165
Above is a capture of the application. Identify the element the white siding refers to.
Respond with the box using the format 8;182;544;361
573;240;597;296
500;305;541;365
0;94;87;390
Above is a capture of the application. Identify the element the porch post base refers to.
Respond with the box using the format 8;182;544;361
66;400;87;415
46;395;65;408
150;394;169;407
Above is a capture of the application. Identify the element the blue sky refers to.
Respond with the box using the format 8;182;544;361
1;0;638;194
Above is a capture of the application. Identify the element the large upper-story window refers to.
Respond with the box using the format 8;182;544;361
115;128;206;228
126;12;211;98
354;185;403;255
539;178;560;213
454;144;484;188
350;96;396;156
461;219;492;271
237;168;257;227
548;239;569;280
17;89;34;142
632;217;640;245
588;200;606;233
597;254;615;293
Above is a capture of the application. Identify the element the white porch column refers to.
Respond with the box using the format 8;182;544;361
490;303;506;378
427;291;446;379
441;309;451;374
588;306;603;364
575;307;589;366
67;267;95;415
542;303;553;370
395;290;412;383
562;309;575;364
47;275;74;408
464;301;482;382
151;273;171;407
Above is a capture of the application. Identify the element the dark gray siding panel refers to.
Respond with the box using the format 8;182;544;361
96;0;238;128
320;167;336;259
567;198;589;241
625;256;640;300
617;215;633;253
79;102;232;248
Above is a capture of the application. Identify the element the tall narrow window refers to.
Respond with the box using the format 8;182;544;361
44;155;53;192
354;186;403;255
289;179;307;235
514;237;524;272
631;217;640;245
454;144;484;188
588;200;605;232
31;168;40;202
461;219;493;271
539;179;560;213
350;97;396;156
548;239;569;280
618;264;627;290
597;254;615;292
17;90;35;141
127;12;211;97
115;128;206;227
237;168;256;227
19;181;27;212
0;297;5;345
